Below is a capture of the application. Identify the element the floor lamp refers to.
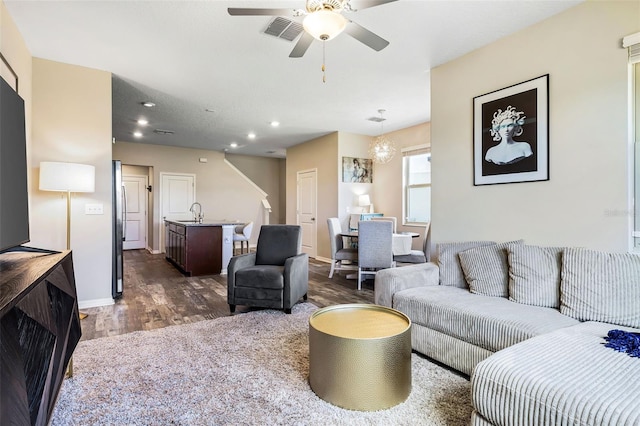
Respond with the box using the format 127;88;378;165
39;161;95;314
39;161;95;378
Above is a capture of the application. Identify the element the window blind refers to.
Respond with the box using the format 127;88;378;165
623;32;640;64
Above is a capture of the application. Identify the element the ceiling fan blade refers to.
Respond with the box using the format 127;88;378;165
344;21;390;51
228;8;294;16
289;32;315;58
349;0;398;11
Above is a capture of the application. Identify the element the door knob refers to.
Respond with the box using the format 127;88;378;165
311;217;315;221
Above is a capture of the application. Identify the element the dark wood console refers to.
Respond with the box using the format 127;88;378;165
0;250;81;426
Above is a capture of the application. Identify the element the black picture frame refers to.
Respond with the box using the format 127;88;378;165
473;74;549;185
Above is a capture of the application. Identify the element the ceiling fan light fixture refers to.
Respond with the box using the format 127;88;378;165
303;10;347;41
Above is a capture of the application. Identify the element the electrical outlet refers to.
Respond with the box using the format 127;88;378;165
85;204;104;215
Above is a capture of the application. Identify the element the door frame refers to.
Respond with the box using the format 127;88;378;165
296;168;317;258
159;172;196;253
122;173;148;250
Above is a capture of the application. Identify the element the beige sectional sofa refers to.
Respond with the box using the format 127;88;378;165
374;241;640;425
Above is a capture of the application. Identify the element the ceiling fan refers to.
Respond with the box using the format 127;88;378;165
228;0;397;58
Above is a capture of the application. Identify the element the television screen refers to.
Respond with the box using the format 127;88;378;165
0;75;29;252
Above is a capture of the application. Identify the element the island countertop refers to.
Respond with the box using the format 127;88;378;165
164;219;242;227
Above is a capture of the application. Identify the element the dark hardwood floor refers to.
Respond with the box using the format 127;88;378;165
79;249;374;341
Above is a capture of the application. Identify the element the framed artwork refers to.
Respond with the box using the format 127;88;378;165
473;74;549;186
342;157;372;183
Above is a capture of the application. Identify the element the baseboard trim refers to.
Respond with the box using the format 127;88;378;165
148;247;161;254
315;256;331;264
79;298;115;309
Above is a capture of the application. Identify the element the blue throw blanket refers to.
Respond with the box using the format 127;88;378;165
603;329;640;358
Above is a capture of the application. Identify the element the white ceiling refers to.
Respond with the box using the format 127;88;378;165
4;0;581;158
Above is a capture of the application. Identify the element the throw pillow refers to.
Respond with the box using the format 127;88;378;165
507;245;564;308
459;240;524;297
560;248;640;328
437;241;496;288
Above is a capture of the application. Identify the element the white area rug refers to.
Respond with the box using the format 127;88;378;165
52;303;472;425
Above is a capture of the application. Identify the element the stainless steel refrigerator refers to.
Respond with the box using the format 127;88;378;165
112;160;125;298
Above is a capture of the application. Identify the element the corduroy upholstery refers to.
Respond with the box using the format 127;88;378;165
507;244;564;308
227;225;308;314
472;321;640;425
395;286;578;354
375;242;640;426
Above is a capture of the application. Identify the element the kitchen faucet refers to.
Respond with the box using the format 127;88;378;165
189;202;203;223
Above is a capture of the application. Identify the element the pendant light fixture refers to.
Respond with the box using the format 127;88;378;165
369;109;396;164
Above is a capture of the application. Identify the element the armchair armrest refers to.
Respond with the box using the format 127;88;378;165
228;253;257;301
284;253;309;308
374;262;439;308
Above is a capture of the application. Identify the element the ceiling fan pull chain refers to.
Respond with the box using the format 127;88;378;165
322;41;326;83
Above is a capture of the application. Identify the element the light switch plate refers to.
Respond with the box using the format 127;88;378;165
85;204;104;215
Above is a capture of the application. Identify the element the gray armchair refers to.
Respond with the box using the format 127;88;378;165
227;225;308;314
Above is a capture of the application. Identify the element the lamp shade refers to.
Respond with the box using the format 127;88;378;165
358;194;371;207
39;162;95;193
303;10;348;41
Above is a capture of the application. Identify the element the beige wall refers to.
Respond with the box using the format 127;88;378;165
431;1;638;252
286;132;338;260
114;142;269;252
225;153;285;224
337;132;372;233
3;4;114;308
30;58;113;306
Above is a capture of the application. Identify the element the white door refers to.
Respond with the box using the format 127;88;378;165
160;173;196;253
122;175;147;250
297;169;317;258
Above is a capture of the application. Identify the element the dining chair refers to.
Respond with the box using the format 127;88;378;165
393;222;430;264
371;216;397;233
357;220;395;290
233;221;253;254
327;218;358;278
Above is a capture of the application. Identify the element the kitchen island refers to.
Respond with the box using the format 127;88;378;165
164;219;240;276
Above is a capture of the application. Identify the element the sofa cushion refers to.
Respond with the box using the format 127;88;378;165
561;248;640;328
393;286;578;353
437;241;495;288
472;321;640;426
459;240;523;297
507;244;564;308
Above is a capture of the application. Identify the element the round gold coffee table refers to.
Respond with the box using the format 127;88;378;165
308;304;412;411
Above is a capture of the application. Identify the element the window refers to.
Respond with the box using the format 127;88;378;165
625;32;640;251
403;146;431;225
633;61;640;250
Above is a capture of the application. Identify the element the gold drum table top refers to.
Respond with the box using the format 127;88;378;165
309;303;410;339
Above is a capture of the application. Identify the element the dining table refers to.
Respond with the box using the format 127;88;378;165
340;231;419;256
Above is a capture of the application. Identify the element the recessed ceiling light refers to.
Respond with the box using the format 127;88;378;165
137;119;148;126
248;133;256;140
230;142;238;148
270;121;280;127
133;131;143;138
142;101;155;108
